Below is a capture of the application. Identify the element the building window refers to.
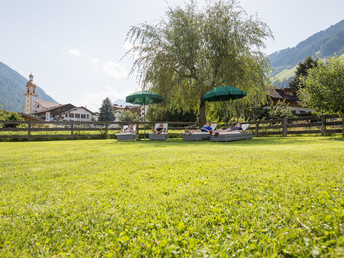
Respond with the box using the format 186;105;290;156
86;114;89;119
69;113;74;118
75;114;80;118
81;114;86;119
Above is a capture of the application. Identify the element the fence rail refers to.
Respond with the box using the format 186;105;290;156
244;114;343;137
0;114;343;141
0;121;197;141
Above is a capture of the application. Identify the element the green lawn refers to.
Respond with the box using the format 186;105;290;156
1;137;344;256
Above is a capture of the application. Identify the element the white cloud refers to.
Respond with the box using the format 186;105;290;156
103;61;128;78
68;49;81;56
90;58;99;63
74;86;134;112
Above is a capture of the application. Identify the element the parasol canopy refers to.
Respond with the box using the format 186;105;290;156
125;90;163;139
201;86;247;102
126;91;163;105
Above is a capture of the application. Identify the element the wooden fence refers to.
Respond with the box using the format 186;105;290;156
0;121;197;141
244;114;343;137
0;114;342;141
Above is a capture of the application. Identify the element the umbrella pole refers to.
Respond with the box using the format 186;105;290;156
223;102;226;123
143;105;146;140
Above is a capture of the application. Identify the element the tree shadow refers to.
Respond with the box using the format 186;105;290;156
109;136;343;147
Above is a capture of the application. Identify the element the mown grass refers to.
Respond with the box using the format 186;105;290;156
0;137;343;256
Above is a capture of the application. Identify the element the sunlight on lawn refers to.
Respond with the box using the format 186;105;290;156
0;137;343;256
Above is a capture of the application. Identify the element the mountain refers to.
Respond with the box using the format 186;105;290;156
268;20;344;86
0;62;57;112
113;98;137;107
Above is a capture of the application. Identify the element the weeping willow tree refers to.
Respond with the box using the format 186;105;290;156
126;0;272;125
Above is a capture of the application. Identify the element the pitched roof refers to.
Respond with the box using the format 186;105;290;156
36;99;59;109
33;103;76;115
18;112;44;121
33;104;95;117
268;87;299;102
63;106;95;115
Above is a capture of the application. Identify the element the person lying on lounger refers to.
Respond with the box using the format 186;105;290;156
121;123;135;133
185;122;213;134
152;123;167;134
214;123;243;135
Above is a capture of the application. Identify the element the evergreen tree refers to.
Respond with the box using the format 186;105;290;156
98;97;115;121
289;56;318;89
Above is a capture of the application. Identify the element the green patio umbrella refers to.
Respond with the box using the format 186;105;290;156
201;86;247;122
126;91;164;106
201;86;247;102
126;91;164;139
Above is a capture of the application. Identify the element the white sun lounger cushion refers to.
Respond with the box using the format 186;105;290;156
115;125;136;135
241;124;250;132
188;123;217;134
116;132;135;136
149;123;168;134
218;131;241;135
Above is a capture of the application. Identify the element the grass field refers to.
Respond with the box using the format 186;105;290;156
1;137;344;256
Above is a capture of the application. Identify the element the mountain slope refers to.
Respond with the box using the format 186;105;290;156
268;19;344;78
0;62;57;112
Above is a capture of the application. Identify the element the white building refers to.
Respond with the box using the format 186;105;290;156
23;74;94;121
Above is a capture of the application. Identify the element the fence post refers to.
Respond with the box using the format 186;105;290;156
283;117;288;137
320;114;326;136
136;122;139;140
105;123;109;139
71;123;74;139
28;122;31;141
255;120;259;137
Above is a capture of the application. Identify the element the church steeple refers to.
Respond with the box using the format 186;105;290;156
24;73;37;114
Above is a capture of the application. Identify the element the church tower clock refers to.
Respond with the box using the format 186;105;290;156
23;74;37;114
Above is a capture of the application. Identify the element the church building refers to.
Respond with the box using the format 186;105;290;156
22;74;94;122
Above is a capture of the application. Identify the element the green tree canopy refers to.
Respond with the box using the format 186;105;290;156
289;56;319;89
99;97;115;121
146;106;197;122
126;0;272;125
298;56;344;136
0;105;23;128
117;110;140;122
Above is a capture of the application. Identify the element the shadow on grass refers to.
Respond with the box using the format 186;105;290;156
109;135;344;147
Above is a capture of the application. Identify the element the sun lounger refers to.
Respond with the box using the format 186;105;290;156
149;123;168;140
210;123;253;142
116;125;137;141
182;123;217;141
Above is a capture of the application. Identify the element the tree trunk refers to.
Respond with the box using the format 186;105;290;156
199;101;206;126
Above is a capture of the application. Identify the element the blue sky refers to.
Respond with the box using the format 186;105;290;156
1;0;343;112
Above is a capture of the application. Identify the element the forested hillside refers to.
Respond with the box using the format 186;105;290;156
0;62;57;112
268;19;344;85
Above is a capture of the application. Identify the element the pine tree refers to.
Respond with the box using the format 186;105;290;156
289;56;318;89
99;97;115;121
